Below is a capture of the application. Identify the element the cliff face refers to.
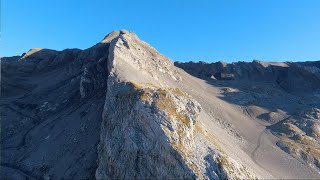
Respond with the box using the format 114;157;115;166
2;30;320;179
95;30;257;179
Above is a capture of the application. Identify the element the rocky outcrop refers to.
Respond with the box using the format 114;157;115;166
269;108;320;172
96;81;199;179
95;30;257;179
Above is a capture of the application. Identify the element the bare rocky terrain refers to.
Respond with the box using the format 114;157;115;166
1;29;320;179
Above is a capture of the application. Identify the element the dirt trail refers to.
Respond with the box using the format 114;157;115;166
251;129;266;165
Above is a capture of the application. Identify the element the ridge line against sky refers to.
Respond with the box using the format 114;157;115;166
2;0;320;62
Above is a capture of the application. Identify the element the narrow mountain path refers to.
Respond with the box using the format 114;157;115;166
0;104;41;150
242;106;269;169
250;128;266;165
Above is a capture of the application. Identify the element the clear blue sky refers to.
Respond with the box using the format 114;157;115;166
2;0;320;62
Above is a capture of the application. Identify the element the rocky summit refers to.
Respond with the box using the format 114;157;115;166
1;30;320;179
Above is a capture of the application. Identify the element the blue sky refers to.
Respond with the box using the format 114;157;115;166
2;0;320;62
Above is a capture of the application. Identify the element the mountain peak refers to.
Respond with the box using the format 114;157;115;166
21;48;44;58
100;30;120;43
119;29;129;34
105;29;182;87
100;29;132;44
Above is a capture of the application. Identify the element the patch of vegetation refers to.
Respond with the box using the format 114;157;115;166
195;123;222;151
124;82;201;175
311;123;320;138
282;136;320;160
272;121;320;171
154;89;190;127
128;82;191;128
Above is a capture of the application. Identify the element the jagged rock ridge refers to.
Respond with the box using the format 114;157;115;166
95;30;257;179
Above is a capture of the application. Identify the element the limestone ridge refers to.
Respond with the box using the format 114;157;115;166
96;30;257;179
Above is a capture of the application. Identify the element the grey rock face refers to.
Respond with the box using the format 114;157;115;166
96;80;198;179
95;30;257;180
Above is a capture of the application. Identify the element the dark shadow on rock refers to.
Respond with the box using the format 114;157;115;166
1;41;113;179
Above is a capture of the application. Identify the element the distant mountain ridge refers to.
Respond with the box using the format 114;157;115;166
175;60;320;93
